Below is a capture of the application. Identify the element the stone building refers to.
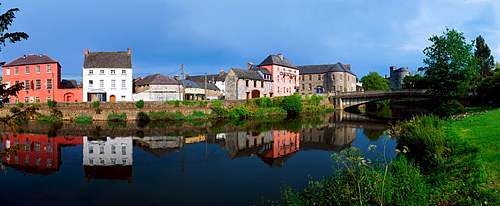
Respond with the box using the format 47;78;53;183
225;67;273;100
186;71;227;98
389;66;410;89
133;73;183;101
297;62;357;95
256;53;299;97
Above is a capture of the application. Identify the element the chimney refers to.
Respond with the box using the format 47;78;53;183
277;53;283;60
174;75;180;81
84;49;89;55
345;64;351;69
247;62;253;69
127;48;131;54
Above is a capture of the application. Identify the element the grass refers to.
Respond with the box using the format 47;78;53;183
446;108;500;187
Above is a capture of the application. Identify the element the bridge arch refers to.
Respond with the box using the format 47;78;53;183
328;89;428;110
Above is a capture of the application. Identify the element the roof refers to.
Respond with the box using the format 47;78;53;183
179;80;201;88
186;72;227;82
196;82;220;90
258;54;297;69
229;68;271;81
4;54;58;67
249;65;272;75
61;79;80;89
297;62;356;76
83;51;132;68
135;74;180;86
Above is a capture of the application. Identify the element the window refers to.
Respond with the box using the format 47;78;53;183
89;70;93;75
24;97;28;103
277;87;280;93
36;158;41;166
309;75;312;81
253;81;257;87
25;66;30;74
277;75;280;82
25;80;30;89
111;144;116;154
245;80;249;87
99;80;104;88
14;67;19;75
47;142;52;153
36;142;41;152
261;81;264;88
99;145;104;154
36;79;41;90
47;79;52;89
121;143;127;155
5;68;10;75
318;75;321;80
111;70;116;75
340;75;343;80
111;80;116;88
25;156;29;165
46;65;52;73
308;84;312;90
89;80;93;87
121;95;126;100
5;81;10;88
35;97;40;103
88;145;94;154
15;80;19;85
122;70;126;74
100;70;104;75
121;80;126;88
46;96;51;102
36;66;40;73
25;141;30;152
47;159;52;168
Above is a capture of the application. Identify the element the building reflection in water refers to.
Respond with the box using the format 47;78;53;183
258;130;300;168
1;133;82;175
83;136;133;183
134;136;184;157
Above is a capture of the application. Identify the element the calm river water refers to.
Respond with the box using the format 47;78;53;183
0;111;397;205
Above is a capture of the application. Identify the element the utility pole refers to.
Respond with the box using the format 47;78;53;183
204;72;207;101
181;64;185;101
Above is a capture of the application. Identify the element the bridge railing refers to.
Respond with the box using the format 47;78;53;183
328;89;428;98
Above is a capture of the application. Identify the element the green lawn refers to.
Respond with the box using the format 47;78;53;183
447;109;500;187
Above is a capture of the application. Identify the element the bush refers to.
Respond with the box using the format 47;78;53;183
148;110;184;121
211;107;235;118
185;110;210;120
432;99;465;117
210;100;223;107
47;100;57;108
16;102;24;108
199;101;207;107
166;100;181;107
181;100;197;106
92;101;100;108
75;116;93;124
135;99;145;108
281;94;303;115
248;97;273;107
107;112;127;122
232;107;250;117
95;108;102;114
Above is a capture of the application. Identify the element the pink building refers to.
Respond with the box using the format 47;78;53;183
257;53;299;97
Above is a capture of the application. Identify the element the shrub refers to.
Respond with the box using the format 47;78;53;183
182;100;197;106
232;107;250;117
211;107;235;118
248;97;273;107
432;99;465;117
166;100;181;107
185;110;210;120
92;101;100;108
137;112;150;122
148;110;184;121
135;99;145;108
47;100;57;108
16;102;24;108
75;116;93;124
210;100;223;107
95;108;102;114
281;94;303;115
107;112;127;122
199;101;207;107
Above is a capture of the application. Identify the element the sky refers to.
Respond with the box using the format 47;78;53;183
1;0;499;82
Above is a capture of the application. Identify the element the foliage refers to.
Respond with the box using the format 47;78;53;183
107;112;127;122
302;94;323;106
420;28;479;99
0;4;29;55
95;108;102;114
477;70;500;106
402;74;429;89
360;72;389;90
75;116;92;124
199;101;207;107
184;110;211;120
38;108;63;123
181;100;197;106
474;35;495;79
232;107;250;117
47;100;57;109
248;97;274;108
281;94;303;116
16;102;23;107
91;100;100;108
135;99;145;108
432;99;465;117
210;100;223;107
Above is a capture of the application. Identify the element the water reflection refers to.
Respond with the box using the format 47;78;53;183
0;111;393;205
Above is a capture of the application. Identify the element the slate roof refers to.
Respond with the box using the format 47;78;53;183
84;51;132;68
135;74;180;86
196;82;220;90
179;80;201;88
258;54;297;69
297;62;356;76
186;71;227;82
61;79;80;89
249;65;272;75
4;55;58;67
229;68;271;81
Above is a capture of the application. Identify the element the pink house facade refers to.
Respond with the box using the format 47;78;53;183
257;53;299;97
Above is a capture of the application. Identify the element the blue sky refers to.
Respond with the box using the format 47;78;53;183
1;0;499;81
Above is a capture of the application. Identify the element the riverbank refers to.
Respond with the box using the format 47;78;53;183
447;108;500;188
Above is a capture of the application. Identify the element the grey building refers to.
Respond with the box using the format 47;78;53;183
225;67;273;100
389;66;410;89
297;62;357;95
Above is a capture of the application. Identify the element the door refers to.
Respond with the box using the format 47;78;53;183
110;95;116;102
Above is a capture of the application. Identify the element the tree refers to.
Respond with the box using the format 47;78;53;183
402;74;429;89
0;4;29;54
477;70;500;107
420;28;478;116
360;72;389;90
474;35;495;79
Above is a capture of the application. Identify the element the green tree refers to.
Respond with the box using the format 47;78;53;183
0;4;29;65
474;35;495;79
420;28;478;99
420;28;478;116
402;74;429;89
360;72;389;90
478;70;500;106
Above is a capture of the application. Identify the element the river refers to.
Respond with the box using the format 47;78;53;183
0;111;398;205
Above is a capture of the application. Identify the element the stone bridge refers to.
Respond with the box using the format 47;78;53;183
327;89;428;110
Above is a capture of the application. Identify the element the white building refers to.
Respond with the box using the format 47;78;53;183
83;136;133;166
83;49;133;102
133;74;183;101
